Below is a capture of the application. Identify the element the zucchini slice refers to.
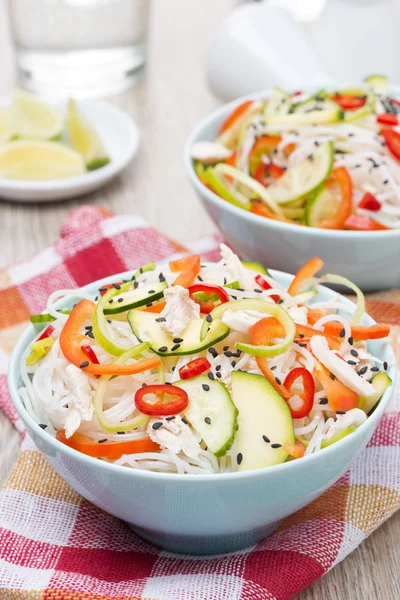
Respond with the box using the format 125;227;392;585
104;282;167;315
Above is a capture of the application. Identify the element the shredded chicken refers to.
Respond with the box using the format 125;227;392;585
147;417;202;459
63;364;93;438
220;244;257;289
159;285;200;337
190;141;233;165
323;409;367;440
221;309;265;334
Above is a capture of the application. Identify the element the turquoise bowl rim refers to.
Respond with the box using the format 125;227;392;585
8;266;396;482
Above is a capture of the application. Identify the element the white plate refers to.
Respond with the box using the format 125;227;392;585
0;97;140;202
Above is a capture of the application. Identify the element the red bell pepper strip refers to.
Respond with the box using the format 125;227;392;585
254;274;280;303
99;282;125;296
250;199;295;224
253;162;285;187
377;113;398;126
218;100;254;135
170;255;201;288
318;167;353;230
358;192;381;211
332;94;367;110
143;301;166;313
344;214;389;231
287;257;324;295
56;430;160;459
59;299;161;375
283;439;306;459
224;151;237;183
249;135;282;174
188;283;229;314
134;384;189;416
283;367;315;419
37;324;55;341
256;356;293;400
81;344;100;365
314;361;359;412
179;357;211;380
382;128;400;161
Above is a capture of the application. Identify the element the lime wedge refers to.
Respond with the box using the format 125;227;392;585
0;141;86;180
12;90;64;140
0;108;12;143
67;99;110;170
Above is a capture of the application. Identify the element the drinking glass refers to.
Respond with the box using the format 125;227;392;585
8;0;151;97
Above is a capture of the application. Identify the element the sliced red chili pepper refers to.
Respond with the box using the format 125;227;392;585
253;162;285;187
249;135;282;174
390;97;400;107
134;384;189;416
218;100;254;135
188;282;229;314
81;344;100;365
99;282;125;296
377;113;398;126
358;192;381;211
37;324;55;341
332;94;367;110
254;274;280;303
179;357;211;380
344;214;389;231
382;128;400;161
292;91;302;97
283;367;315;419
318;167;353;230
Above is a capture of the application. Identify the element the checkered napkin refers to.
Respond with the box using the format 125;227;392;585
0;206;399;600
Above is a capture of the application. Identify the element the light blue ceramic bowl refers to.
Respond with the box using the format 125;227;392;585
8;268;396;555
184;87;400;292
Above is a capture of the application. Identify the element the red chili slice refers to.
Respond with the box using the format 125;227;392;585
332;94;367;110
179;357;211;380
134;384;189;416
37;325;55;341
382;128;400;161
254;274;280;303
358;192;381;212
377;113;398;126
253;162;285;187
283;367;315;419
81;344;100;364
188;283;229;314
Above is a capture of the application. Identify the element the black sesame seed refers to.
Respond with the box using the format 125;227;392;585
370;366;379;372
270;365;277;371
118;298;124;303
171;344;181;351
94;296;99;302
112;283;121;290
299;333;305;338
277;299;284;304
348;336;354;345
158;346;168;352
231;295;237;300
98;438;108;443
339;328;346;337
139;267;143;274
216;372;222;379
351;349;358;357
202;384;210;391
206;314;213;322
165;382;172;385
275;377;282;385
237;453;243;465
271;443;282;449
237;288;244;292
336;411;346;415
146;303;153;308
87;331;94;339
223;346;229;351
148;289;155;294
107;319;112;324
262;435;270;443
299;342;307;347
165;416;176;421
204;417;211;425
208;372;215;380
254;288;262;293
384;361;388;370
99;287;107;292
319;397;329;405
133;281;139;289
215;365;221;371
109;299;114;304
383;179;389;185
172;366;176;372
79;361;89;368
224;351;233;358
38;423;47;429
155;317;167;323
181;417;189;425
348;360;357;365
117;431;126;434
141;383;147;387
208;347;218;358
358;366;368;375
173;337;183;343
197;275;203;282
152;422;163;430
231;361;237;367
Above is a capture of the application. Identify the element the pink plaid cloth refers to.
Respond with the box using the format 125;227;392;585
0;207;399;600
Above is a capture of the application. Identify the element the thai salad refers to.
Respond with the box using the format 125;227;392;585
191;75;400;231
20;247;392;474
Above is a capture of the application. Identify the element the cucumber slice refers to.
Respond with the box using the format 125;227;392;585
305;185;337;228
128;310;229;356
292;93;344;120
231;371;294;471
294;289;318;304
241;260;270;276
321;425;357;449
343;104;373;123
30;310;70;323
104;282;167;315
282;207;305;220
364;74;388;95
359;371;392;415
265;87;291;117
266;96;342;126
175;375;238;457
267;141;334;205
202;167;251;211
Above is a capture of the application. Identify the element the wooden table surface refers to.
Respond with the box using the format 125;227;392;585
0;1;399;598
